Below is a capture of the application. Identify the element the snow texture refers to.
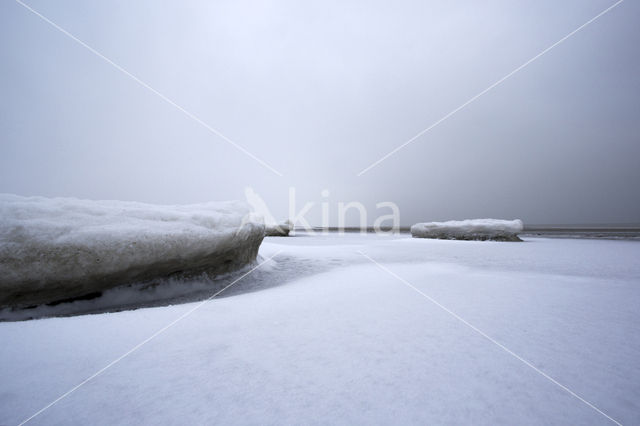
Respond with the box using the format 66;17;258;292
411;218;524;241
0;194;264;308
1;234;639;425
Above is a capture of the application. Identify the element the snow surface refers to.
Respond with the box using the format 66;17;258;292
0;194;264;308
411;218;524;241
1;233;640;425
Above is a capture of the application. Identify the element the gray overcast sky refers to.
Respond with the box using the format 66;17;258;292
1;0;639;225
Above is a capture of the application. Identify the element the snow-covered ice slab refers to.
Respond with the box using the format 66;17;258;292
411;218;524;241
265;220;293;236
0;194;264;308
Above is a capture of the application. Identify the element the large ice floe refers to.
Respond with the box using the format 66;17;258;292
411;219;524;241
0;194;264;309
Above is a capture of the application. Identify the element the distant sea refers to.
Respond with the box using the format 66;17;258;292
307;225;640;240
521;224;640;240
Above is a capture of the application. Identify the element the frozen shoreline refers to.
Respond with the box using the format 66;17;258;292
3;232;639;321
1;233;639;424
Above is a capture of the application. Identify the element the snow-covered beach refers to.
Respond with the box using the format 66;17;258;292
2;232;639;425
2;0;639;424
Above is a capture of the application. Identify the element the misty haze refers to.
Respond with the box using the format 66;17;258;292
1;1;639;425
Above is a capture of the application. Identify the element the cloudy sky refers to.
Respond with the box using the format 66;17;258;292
1;0;638;225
